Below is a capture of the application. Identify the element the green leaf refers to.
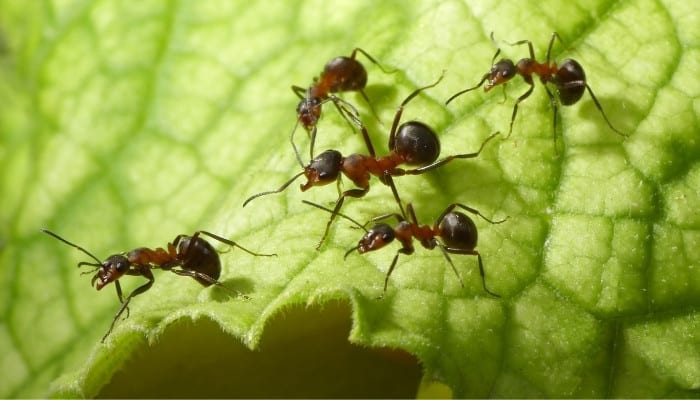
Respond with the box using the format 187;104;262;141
1;0;698;397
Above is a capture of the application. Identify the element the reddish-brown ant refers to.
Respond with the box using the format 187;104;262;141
244;72;500;249
42;229;275;342
446;32;626;150
291;47;393;159
302;199;507;298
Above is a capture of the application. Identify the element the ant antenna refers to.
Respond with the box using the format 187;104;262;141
42;229;102;265
242;171;305;207
301;200;368;232
289;119;306;168
302;200;370;259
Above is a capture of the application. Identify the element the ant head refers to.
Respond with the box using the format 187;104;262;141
394;121;441;166
357;223;395;253
297;97;322;130
323;56;368;93
93;254;130;290
485;59;516;91
438;211;478;251
301;150;343;191
555;59;586;105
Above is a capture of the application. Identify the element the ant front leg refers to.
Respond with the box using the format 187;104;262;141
506;81;535;139
102;269;155;343
316;188;369;250
379;248;412;300
505;38;536;60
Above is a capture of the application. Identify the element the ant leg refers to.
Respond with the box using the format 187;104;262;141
114;279;125;304
197;231;277;257
379;252;402;300
331;96;377;157
316;188;369;250
505;38;536;60
406;203;419;225
542;83;561;153
382;174;407;218
351;48;396;74
557;80;627;138
435;242;466;288
243;171;305;207
102;270;155;343
358;89;384;127
499;85;509;104
404;131;500;175
545;32;563;64
506;83;535;139
583;84;628;137
389;71;445;149
439;203;508;225
441;247;500;297
169;267;249;299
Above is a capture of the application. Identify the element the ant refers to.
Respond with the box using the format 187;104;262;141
291;48;394;160
42;229;275;342
302;199;507;298
244;72;500;250
446;32;627;151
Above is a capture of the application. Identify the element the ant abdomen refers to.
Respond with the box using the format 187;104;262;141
324;56;368;92
556;59;586;105
175;236;220;285
394;121;441;166
439;212;478;250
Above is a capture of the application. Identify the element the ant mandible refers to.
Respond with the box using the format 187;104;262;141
42;229;275;342
446;32;627;151
302;199;507;298
244;72;499;250
291;47;394;160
